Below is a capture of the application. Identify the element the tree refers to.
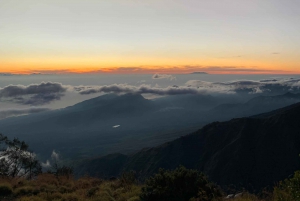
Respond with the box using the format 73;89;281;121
140;166;223;201
52;163;73;179
0;133;41;179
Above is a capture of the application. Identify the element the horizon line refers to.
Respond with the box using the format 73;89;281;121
1;66;299;75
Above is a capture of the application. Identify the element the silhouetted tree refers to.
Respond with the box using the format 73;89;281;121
120;170;137;186
140;166;222;201
53;164;73;179
0;133;41;179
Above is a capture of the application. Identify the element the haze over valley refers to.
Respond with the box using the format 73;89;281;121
1;74;300;163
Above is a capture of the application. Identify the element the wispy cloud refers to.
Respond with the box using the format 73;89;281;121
41;150;60;169
0;108;50;119
41;160;51;168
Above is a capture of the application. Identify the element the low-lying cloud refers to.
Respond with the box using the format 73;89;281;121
0;108;50;120
77;77;300;96
1;77;300;107
78;84;203;95
186;78;300;95
0;82;67;105
41;150;60;169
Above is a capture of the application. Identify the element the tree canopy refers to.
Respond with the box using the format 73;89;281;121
140;166;222;201
0;133;41;179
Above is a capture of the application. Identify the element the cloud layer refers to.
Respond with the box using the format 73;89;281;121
0;108;50;120
78;84;202;95
0;82;67;105
1;77;300;106
186;78;300;95
77;77;300;96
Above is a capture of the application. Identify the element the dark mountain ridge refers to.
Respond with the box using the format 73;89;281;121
77;101;300;191
208;92;300;120
0;93;213;159
1;92;300;163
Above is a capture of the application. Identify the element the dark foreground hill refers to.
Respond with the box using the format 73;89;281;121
77;102;300;191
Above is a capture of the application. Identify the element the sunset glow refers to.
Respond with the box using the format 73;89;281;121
1;0;299;74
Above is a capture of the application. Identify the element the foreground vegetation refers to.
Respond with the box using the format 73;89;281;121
0;173;141;201
1;168;300;201
1;134;300;201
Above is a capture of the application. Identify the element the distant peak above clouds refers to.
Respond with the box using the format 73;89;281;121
152;74;176;81
190;72;208;74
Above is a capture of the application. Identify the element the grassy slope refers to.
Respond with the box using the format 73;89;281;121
0;174;141;201
0;173;295;201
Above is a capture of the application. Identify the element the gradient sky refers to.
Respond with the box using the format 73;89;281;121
0;0;300;74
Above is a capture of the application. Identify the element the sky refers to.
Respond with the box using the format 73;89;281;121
0;0;300;74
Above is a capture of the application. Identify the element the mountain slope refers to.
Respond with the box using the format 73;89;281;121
208;92;300;120
1;92;300;162
77;102;300;191
0;93;213;160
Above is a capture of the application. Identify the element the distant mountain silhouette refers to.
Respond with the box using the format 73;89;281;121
190;72;208;74
0;93;215;160
77;101;300;191
208;92;300;120
1;92;300;163
153;94;218;110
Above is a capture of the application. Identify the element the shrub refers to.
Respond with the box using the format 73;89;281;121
14;186;39;196
96;189;116;201
59;185;74;194
140;166;222;201
47;192;63;200
19;196;47;201
87;187;99;197
60;193;79;201
273;170;300;201
120;171;137;187
0;183;13;196
128;196;141;201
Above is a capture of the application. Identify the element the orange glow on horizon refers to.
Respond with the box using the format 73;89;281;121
1;66;299;75
0;57;299;75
